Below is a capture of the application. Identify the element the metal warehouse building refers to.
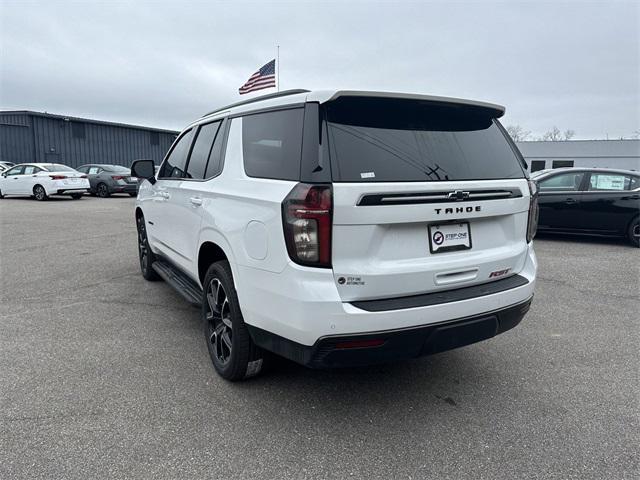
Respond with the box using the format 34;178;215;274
0;111;178;169
516;139;640;173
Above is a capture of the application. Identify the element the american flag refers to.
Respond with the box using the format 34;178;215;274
238;59;276;95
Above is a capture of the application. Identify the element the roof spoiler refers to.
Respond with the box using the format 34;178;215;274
324;90;505;118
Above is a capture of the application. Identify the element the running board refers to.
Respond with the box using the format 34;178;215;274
151;260;203;306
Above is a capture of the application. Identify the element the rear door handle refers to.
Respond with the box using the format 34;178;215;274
190;197;203;206
565;198;577;204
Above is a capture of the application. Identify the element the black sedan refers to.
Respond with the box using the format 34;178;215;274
76;164;139;197
532;168;639;247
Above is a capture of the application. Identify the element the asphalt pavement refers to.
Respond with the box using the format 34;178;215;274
1;195;638;479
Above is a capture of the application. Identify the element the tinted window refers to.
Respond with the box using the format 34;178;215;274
539;172;585;191
159;130;193;179
186;121;221;179
530;160;546;173
242;109;304;180
552;160;574;169
588;173;635;191
325;98;524;182
205;121;226;178
6;166;24;175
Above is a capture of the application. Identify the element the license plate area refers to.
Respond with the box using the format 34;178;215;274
428;222;472;254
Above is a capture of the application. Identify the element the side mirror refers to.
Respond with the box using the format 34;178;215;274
131;159;156;185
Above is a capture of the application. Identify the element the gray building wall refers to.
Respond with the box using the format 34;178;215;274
0;111;178;169
516;139;640;172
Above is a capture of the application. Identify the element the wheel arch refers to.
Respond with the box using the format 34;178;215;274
198;241;230;286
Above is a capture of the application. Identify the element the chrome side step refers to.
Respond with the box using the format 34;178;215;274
151;260;202;306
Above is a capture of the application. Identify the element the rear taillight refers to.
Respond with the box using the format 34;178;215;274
527;179;539;243
112;175;125;180
282;183;332;268
49;175;67;180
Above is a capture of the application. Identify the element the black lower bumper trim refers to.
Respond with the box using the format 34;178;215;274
351;274;529;312
247;297;533;369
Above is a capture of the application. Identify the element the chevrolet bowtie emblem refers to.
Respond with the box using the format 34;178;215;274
447;190;470;201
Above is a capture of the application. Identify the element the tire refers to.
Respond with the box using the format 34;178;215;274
33;185;48;201
203;261;264;381
129;192;137;197
96;183;110;198
136;213;160;281
71;193;83;200
628;216;640;248
0;189;4;199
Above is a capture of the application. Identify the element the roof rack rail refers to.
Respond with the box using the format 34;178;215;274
201;89;310;118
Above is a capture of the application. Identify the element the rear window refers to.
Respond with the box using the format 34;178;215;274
324;97;524;182
45;164;76;172
105;165;130;173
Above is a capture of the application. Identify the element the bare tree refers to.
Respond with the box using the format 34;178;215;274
541;126;576;141
505;125;531;142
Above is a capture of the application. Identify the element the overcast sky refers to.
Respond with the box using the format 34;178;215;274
1;0;638;139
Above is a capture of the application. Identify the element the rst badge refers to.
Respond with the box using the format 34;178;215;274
428;223;472;253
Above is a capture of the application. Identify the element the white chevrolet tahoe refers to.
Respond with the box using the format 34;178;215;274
131;89;538;381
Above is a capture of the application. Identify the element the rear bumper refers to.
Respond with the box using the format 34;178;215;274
248;297;532;368
111;183;138;194
237;243;537;347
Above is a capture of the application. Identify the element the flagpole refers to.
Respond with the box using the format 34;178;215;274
277;45;280;92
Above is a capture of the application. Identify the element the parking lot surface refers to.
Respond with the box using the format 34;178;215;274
1;196;638;479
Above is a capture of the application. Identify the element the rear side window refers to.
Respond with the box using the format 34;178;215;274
159;130;193;179
588;173;638;191
242;108;304;180
324;97;524;182
186;121;221;179
538;172;585;191
205;121;227;179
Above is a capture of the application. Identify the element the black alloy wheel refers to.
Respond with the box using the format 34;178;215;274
136;214;160;281
202;261;264;381
206;278;233;366
628;217;640;248
97;183;110;198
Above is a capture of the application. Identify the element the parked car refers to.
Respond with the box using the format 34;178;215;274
0;163;89;200
0;161;16;170
0;164;8;174
76;164;139;197
131;89;538;381
532;167;640;246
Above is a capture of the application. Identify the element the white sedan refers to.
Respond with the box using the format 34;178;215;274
0;163;90;200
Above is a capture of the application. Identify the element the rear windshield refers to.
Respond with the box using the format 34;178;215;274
104;165;130;173
324;97;525;182
44;164;76;172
